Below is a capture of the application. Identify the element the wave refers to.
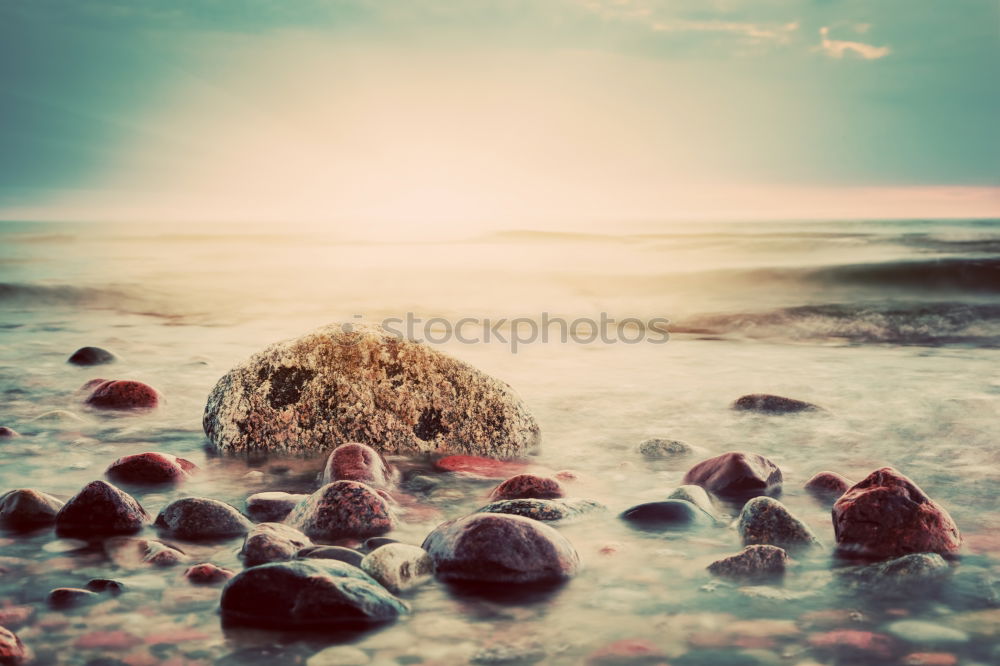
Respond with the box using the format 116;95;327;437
673;302;1000;346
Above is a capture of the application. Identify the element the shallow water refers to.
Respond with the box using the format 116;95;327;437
1;219;999;665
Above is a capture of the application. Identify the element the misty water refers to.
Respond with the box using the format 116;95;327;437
1;219;998;665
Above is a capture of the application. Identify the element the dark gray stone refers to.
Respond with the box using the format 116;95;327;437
155;497;252;540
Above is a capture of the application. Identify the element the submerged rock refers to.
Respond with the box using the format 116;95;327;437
737;497;821;552
203;323;540;457
85;579;125;595
297;545;365;568
804;471;852;502
322;442;395;488
361;543;434;593
48;587;99;608
85;380;159;410
838;552;951;596
104;537;187;568
833;467;961;559
241;523;311;566
67;346;117;366
155;497;253;540
637;438;693;459
0;626;27;665
184;563;235;585
620;500;715;530
477;498;605;523
422;513;580;584
682;452;782;500
286;481;396;541
433;455;530;479
886;621;968;646
0;489;64;530
0;427;19;439
220;559;407;628
707;544;788;581
245;491;308;522
55;480;149;537
105;452;196;485
667;484;721;519
732;394;822;414
489;474;563;500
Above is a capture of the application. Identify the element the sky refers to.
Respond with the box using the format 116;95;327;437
0;0;998;233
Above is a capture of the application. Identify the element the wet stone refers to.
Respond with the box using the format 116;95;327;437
682;452;782;500
85;380;159;410
155;497;253;540
477;498;606;523
620;499;715;530
736;496;821;552
297;546;365;568
360;543;434;593
363;537;398;552
245;491;308;522
0;625;27;665
667;484;721;520
804;471;852;503
286;481;396;541
707;545;788;581
322;442;395;488
55;480;149;537
48;587;99;608
85;579;125;596
732;393;822;414
105;452;196;485
839;553;951;595
67;346;117;366
637;438;694;459
0;489;64;530
0;427;19;439
433;455;530;479
240;523;311;567
489;474;564;500
184;563;235;585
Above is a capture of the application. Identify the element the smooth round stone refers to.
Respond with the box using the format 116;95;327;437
489;474;563;500
620;499;714;530
297;546;365;568
683;451;782;500
155;497;253;540
666;485;720;519
220;559;407;628
422;513;580;584
106;452;196;485
85;579;126;596
322;442;395;488
85;380;159;410
361;543;434;593
833;467;961;559
0;489;64;530
886;621;969;645
184;563;234;585
737;496;821;552
67;346;117;366
732;394;822;414
0;427;20;438
363;537;398;552
804;471;852;502
245;492;309;522
286;481;396;541
55;480;149;537
240;523;311;566
637;438;693;459
707;545;788;581
48;587;99;608
476;498;606;523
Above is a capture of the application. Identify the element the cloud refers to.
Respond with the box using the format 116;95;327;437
818;26;890;60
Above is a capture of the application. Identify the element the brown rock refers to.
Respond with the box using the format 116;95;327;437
682;451;782;500
832;467;961;559
48;587;99;608
245;491;308;522
322;442;395;488
67;346;116;366
154;497;253;540
707;544;788;581
55;480;149;537
240;523;311;566
489;474;563;500
0;489;64;530
184;563;234;584
286;481;396;541
106;452;196;484
85;380;159;410
805;471;852;502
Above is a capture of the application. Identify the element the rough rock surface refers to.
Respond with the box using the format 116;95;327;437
839;553;951;595
737;497;821;551
184;563;234;584
832;467;961;559
620;500;715;530
104;537;187;568
361;543;434;593
732;394;822;414
422;513;580;584
245;491;308;522
477;498;605;523
637;438;693;459
105;452;196;484
322;442;395;488
241;523;311;566
155;497;253;540
682;452;782;500
55;480;149;537
0;489;64;530
203;324;540;457
297;546;365;568
804;471;852;502
667;485;721;519
707;544;788;580
68;346;117;366
220;559;407;628
489;474;563;500
0;625;26;665
85;380;159;410
286;481;396;541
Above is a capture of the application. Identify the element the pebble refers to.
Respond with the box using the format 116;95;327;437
322;442;395;488
55;480;149;537
731;394;822;414
67;346;117;366
105;452;196;484
155;497;253;540
683;452;782;500
240;523;311;566
803;471;851;502
361;543;434;593
85;380;160;410
472;640;546;664
244;491;308;522
707;545;788;581
736;497;821;552
85;579;126;595
0;489;64;530
807;629;898;660
637;438;694;459
489;474;564;500
184;563;235;585
48;587;99;608
620;499;715;530
286;481;396;541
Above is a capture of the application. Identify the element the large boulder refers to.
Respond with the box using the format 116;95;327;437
202;324;540;457
286;481;396;541
0;489;64;530
219;560;407;628
682;452;782;500
422;513;580;584
55;481;149;537
832;468;961;559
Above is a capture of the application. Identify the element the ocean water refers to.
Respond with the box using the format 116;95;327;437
1;218;999;665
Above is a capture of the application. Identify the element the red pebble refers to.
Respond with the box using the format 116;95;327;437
106;452;196;484
183;563;234;585
86;380;159;410
322;442;394;487
490;474;564;500
433;455;529;479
